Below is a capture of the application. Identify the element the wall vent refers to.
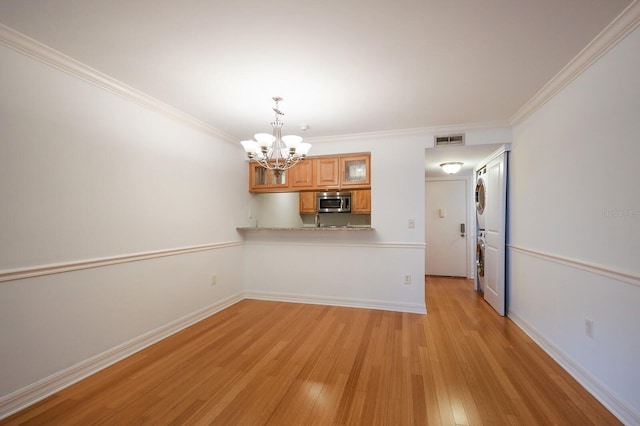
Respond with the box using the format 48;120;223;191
434;133;465;147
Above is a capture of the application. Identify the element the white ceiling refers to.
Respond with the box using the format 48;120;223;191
0;0;632;142
425;144;504;178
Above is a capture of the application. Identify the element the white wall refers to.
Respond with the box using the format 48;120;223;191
508;25;640;422
0;44;250;411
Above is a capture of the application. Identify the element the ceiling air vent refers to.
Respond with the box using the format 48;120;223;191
434;133;465;147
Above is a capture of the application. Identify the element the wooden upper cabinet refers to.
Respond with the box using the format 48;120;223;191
289;159;314;189
340;154;370;188
314;157;340;190
249;163;290;192
248;153;370;192
299;191;317;214
351;189;371;214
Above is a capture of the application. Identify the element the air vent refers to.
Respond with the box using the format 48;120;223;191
434;133;465;147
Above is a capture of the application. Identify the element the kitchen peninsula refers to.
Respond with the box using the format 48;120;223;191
237;225;374;232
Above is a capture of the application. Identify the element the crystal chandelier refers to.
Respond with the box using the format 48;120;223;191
240;97;311;172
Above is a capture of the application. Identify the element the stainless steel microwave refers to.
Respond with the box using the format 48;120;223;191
317;192;351;213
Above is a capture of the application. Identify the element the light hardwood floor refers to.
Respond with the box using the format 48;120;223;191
2;276;620;425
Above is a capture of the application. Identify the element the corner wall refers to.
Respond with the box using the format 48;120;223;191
508;25;640;423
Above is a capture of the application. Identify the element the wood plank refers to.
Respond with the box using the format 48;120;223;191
0;277;622;425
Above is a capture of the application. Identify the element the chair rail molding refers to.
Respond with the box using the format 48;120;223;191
508;244;640;287
0;241;244;283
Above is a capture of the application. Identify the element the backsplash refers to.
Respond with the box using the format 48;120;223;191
250;192;371;228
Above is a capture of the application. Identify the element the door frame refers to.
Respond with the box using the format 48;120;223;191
425;175;474;279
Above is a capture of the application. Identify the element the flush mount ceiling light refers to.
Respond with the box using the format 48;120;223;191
240;97;311;173
440;162;463;174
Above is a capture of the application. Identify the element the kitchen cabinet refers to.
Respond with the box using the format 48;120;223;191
299;191;317;214
340;154;370;188
289;159;314;189
248;153;370;193
314;157;340;190
249;163;290;192
351;189;371;214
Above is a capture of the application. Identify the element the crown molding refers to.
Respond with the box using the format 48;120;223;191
0;24;237;144
510;0;640;126
305;120;512;144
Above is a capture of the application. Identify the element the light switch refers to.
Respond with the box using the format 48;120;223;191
439;208;446;218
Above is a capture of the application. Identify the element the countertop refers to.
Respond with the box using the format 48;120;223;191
236;226;374;232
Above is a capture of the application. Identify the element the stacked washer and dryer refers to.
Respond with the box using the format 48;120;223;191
475;167;487;292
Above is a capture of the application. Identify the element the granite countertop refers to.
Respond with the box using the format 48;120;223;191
236;226;374;232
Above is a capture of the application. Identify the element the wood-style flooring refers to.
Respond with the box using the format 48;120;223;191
1;276;620;425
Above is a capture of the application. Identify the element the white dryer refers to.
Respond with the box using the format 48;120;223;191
475;167;487;230
476;230;486;292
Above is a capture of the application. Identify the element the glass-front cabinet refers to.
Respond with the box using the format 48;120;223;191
340;154;370;188
249;163;289;192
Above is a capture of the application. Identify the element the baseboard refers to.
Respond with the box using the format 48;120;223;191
245;290;427;314
508;311;640;425
0;292;244;421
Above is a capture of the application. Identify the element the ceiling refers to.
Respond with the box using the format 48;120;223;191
425;144;504;178
0;0;632;142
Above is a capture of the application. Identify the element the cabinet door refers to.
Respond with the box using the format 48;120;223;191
289;160;314;189
351;189;371;214
269;169;289;189
340;154;370;188
299;191;317;214
314;157;340;189
249;163;270;191
249;163;290;192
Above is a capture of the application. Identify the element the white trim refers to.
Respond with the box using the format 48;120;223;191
305;121;511;143
474;143;512;172
0;292;244;421
0;24;236;143
0;241;244;283
243;240;425;249
508;312;640;425
245;290;427;314
509;245;640;287
510;0;640;126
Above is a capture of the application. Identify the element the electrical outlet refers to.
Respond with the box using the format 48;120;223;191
404;274;412;285
408;218;415;229
211;274;217;286
585;318;594;338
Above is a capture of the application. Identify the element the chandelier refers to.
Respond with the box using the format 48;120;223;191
240;97;311;173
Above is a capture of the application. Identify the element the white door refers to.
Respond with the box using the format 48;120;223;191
425;180;467;277
483;153;507;315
